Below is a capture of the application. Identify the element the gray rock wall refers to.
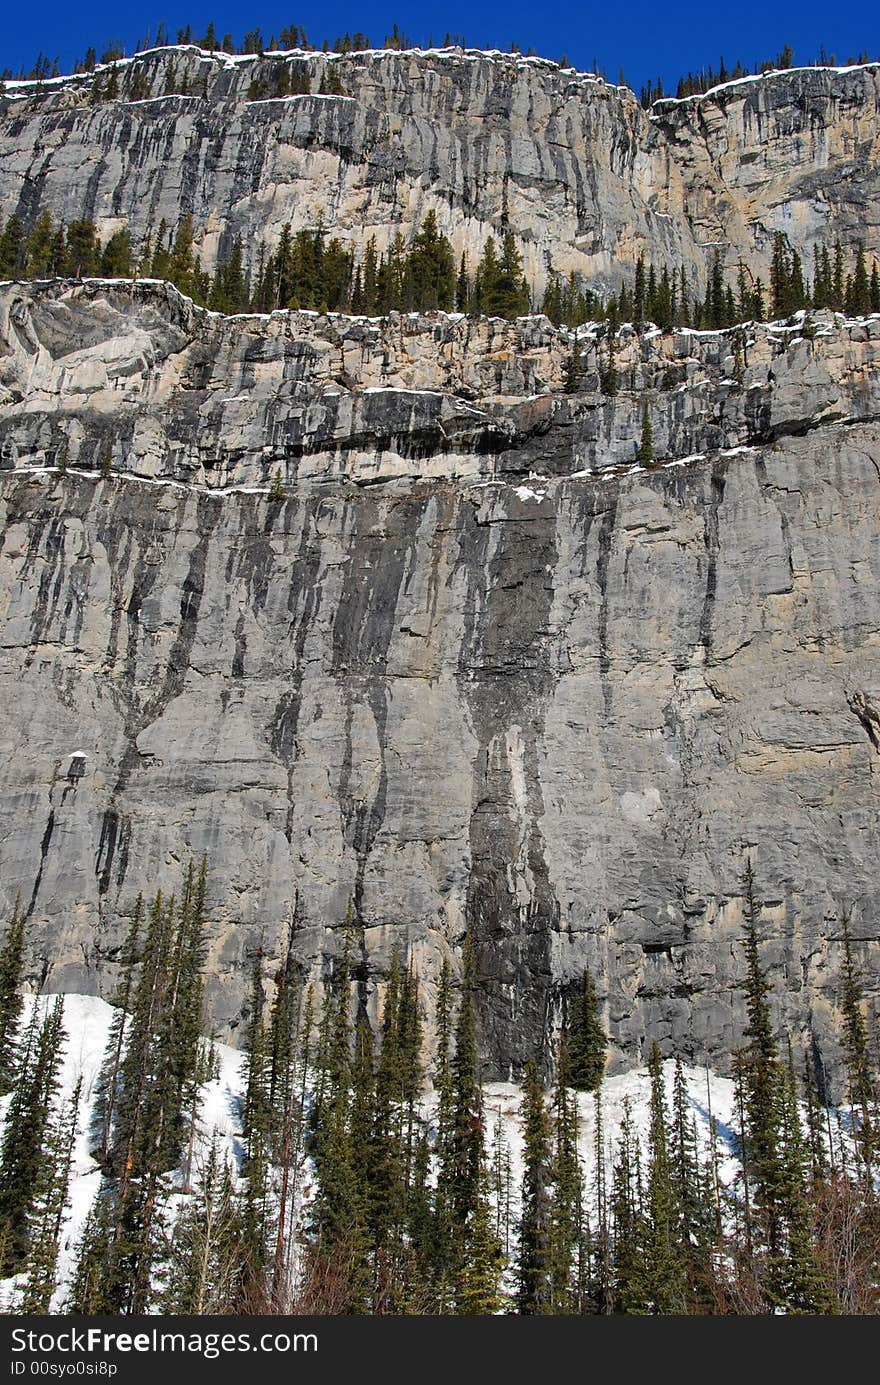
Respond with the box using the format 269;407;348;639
2;281;880;1091
3;48;880;295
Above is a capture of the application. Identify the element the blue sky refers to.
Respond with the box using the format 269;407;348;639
3;2;878;95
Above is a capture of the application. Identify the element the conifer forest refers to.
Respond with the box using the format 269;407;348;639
0;862;878;1314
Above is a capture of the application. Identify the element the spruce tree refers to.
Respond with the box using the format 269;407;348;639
163;1144;243;1313
547;1040;582;1312
565;969;607;1091
644;1043;686;1311
91;896;142;1163
0;997;65;1273
637;402;655;464
0;898;26;1094
448;938;482;1230
737;862;785;1259
610;1097;646;1312
775;1041;837;1313
0;214;25;277
456;1159;504;1314
240;948;272;1287
20;1077;80;1313
838;914;877;1176
516;1056;552;1313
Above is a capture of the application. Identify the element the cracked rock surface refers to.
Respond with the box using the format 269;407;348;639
1;282;880;1091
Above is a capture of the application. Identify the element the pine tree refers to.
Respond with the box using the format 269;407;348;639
633;254;646;324
670;1057;714;1303
610;1096;646;1312
600;331;619;396
637;402;655;464
801;1047;829;1184
239;948;271;1286
91;896;142;1163
547;1040;582;1312
309;931;372;1310
565;969;607;1091
849;244;871;316
737;862;786;1259
163;1144;243;1313
644;1043;686;1311
838;914;877;1176
0;997;65;1273
456;1159;504;1314
449;938;482;1230
516;1056;552;1313
431;955;457;1303
774;1040;837;1313
0;214;25;276
0;898;25;1094
100;229;133;278
67;1183;120;1313
20;1077;80;1313
405;211;456;311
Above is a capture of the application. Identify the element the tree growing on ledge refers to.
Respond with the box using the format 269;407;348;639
637;402;655;464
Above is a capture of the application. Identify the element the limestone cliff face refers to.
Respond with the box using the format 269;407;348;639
3;281;880;487
653;65;880;276
0;46;699;296
2;47;880;297
1;279;880;1089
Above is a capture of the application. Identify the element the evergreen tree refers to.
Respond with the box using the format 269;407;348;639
25;212;56;277
239;948;271;1285
637;402;655;464
0;214;25;276
848;244;871;316
0;899;25;1094
209;237;249;313
20;1077;80;1313
610;1097;646;1312
565;969;607;1091
516;1056;551;1313
547;1040;582;1312
736;862;786;1259
91;897;142;1163
775;1042;837;1313
448;938;482;1230
643;1043;686;1311
163;1144;243;1313
633;254;646;324
66;221;101;278
405;211;455;311
456;1158;504;1314
100;229;133;278
838;914;877;1176
0;997;65;1273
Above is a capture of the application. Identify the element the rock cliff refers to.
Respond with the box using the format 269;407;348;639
2;45;880;1085
1;277;879;1090
2;47;880;295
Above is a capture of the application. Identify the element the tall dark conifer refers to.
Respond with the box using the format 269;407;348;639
516;1056;551;1313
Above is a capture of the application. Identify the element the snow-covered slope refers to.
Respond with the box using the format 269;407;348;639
0;994;853;1312
0;995;245;1310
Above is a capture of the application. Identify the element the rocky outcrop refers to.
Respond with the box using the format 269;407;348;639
653;64;880;276
0;46;700;297
2;280;880;488
2;47;880;297
1;280;879;1091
